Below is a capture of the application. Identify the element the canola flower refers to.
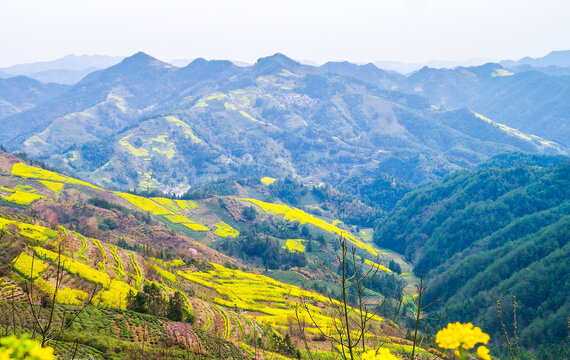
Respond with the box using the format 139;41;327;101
117;192;208;231
151;197;186;213
245;198;378;256
33;246;111;287
11;163;99;189
174;199;198;210
177;262;381;335
364;259;392;273
38;180;64;194
0;335;55;360
0;217;58;244
212;222;239;237
128;251;143;289
33;278;88;306
72;231;89;263
115;192;170;215
435;322;491;360
163;214;208;231
149;263;177;283
260;177;276;186
361;348;401;360
283;239;305;253
1;190;44;205
150;258;185;268
12;253;48;280
92;280;135;310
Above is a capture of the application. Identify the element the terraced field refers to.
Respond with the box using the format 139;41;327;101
0;155;425;359
1;212;420;358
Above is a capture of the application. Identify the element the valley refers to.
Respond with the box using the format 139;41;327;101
0;50;568;360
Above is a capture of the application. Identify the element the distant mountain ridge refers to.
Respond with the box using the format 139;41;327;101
501;50;570;68
0;54;124;84
0;51;567;192
399;63;570;146
0;76;70;118
327;61;570;146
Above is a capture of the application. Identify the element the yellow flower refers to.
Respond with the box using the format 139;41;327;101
29;343;55;360
0;335;55;360
361;348;401;360
477;345;492;360
435;322;490;350
0;348;14;360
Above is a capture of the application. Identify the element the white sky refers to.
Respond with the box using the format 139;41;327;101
1;0;570;67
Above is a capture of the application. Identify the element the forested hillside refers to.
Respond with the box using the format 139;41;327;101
373;153;569;351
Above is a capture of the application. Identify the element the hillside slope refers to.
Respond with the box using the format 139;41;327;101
400;64;570;146
320;61;570;147
373;153;570;350
0;151;426;358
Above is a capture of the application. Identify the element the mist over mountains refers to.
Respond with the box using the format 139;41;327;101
0;54;124;84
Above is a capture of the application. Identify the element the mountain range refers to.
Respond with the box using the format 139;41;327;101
0;51;567;193
0;48;569;359
500;50;570;68
0;54;124;84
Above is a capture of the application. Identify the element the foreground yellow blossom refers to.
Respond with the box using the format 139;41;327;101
476;345;491;360
0;335;55;360
436;322;491;360
361;348;401;360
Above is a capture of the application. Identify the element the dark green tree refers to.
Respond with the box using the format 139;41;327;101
167;291;188;322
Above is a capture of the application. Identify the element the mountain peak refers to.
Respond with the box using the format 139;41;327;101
107;52;173;72
256;53;299;66
253;53;301;74
179;57;236;79
186;57;234;68
119;51;163;66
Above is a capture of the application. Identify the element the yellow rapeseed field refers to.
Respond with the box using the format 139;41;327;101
212;222;240;237
38;180;64;194
177;262;378;334
12;253;49;279
245;198;378;256
0;217;59;243
117;193;209;231
33;278;89;306
150;263;177;283
364;259;392;273
283;239;305;253
260;177;276;186
115;192;170;215
1;189;43;205
92;280;135;310
33;246;111;287
10;163;100;189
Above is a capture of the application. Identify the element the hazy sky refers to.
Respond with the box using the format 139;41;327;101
1;0;570;67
